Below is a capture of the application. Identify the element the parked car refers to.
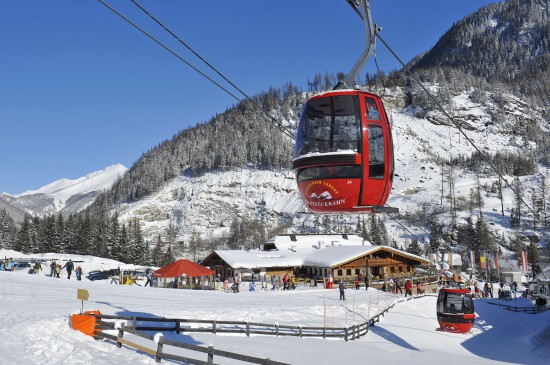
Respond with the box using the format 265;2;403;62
87;269;118;281
13;262;32;271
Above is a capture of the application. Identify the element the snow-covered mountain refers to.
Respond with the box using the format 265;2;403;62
110;87;548;261
0;164;127;220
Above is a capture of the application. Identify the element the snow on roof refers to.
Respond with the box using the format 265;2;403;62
211;243;429;270
264;234;367;253
305;245;428;267
213;250;308;269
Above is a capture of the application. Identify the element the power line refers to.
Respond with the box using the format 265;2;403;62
375;32;541;225
96;1;241;102
97;0;295;140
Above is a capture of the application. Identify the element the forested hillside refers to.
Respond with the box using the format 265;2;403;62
91;84;303;210
385;0;550;108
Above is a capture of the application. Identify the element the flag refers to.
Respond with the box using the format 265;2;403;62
493;251;499;270
520;250;528;272
480;253;486;270
469;250;475;269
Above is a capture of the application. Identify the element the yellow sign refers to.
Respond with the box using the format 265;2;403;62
77;289;89;301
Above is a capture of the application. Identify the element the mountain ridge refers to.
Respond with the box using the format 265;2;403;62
0;164;127;220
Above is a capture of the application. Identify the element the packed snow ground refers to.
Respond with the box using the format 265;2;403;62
1;251;550;364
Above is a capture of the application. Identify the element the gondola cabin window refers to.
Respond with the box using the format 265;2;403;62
297;165;361;183
437;291;474;314
368;124;384;179
295;95;360;156
365;97;380;121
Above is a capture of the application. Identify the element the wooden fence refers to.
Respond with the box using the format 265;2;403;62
487;301;542;314
91;294;428;364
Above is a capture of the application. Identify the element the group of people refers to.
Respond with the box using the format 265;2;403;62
386;277;421;297
1;257;82;280
0;258;14;271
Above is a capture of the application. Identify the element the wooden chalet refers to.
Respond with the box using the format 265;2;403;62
201;234;429;284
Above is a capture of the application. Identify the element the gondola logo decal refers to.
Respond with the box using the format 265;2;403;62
304;180;345;207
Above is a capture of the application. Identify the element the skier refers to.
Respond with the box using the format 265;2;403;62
404;279;413;297
33;260;42;275
49;261;56;277
395;277;403;295
339;280;345;301
144;270;153;287
416;281;423;294
63;259;74;279
75;266;83;281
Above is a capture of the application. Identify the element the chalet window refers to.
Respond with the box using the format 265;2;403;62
355;269;360;275
338;270;343;276
390;267;395;274
346;269;352;275
399;267;403;273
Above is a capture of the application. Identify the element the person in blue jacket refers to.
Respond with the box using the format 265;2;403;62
339;280;345;301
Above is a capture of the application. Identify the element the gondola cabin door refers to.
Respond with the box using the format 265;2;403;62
293;89;393;214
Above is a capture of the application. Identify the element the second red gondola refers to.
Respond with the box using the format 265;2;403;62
436;287;475;333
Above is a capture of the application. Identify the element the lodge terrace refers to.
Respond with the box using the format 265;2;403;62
201;234;429;286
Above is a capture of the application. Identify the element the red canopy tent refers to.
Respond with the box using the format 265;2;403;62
154;259;215;278
154;259;215;289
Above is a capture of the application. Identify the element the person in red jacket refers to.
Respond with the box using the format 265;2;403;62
404;279;413;297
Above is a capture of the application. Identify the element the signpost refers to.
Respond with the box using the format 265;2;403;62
77;289;89;314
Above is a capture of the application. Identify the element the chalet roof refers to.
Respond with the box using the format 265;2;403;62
264;234;367;253
304;245;429;267
209;250;307;269
203;244;429;270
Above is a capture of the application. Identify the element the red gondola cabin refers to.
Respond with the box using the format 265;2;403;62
293;89;394;214
436;287;475;333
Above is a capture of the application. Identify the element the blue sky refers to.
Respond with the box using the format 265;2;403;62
0;0;499;194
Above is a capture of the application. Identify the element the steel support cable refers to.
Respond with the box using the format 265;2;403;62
387;211;429;242
375;32;540;224
128;0;295;140
97;0;242;103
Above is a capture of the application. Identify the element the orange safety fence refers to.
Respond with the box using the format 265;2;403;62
71;310;102;337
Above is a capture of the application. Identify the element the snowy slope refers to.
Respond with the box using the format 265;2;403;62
1;249;549;365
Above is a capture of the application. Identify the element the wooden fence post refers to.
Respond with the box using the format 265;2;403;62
344;326;348;342
246;322;250;337
207;344;214;364
155;335;164;363
212;320;217;335
116;325;124;348
299;324;302;338
132;317;137;331
275;323;279;337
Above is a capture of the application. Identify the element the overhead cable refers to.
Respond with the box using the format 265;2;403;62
376;32;541;224
97;0;295;140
